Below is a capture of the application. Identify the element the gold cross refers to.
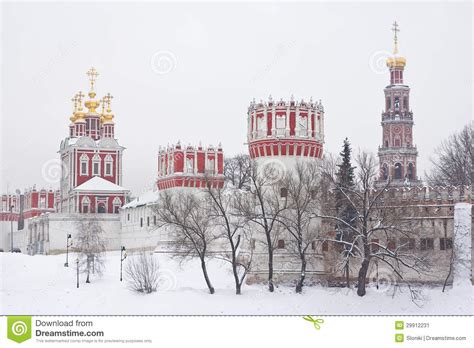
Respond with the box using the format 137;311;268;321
103;92;113;111
71;94;79;112
76;91;85;110
86;67;99;91
392;21;400;54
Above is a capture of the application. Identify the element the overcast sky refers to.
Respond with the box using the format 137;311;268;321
1;1;472;195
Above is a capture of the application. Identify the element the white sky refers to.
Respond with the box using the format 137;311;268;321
1;1;472;195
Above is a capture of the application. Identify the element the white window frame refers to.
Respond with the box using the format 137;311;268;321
112;197;122;213
80;154;89;176
82;196;90;213
92;154;101;176
104;155;113;176
206;157;216;175
186;157;194;174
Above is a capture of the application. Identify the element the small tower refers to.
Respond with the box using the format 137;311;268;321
247;96;325;172
59;68;128;214
156;142;224;191
84;67;101;140
377;22;421;187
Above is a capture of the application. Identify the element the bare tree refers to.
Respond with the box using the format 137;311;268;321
426;123;472;187
234;160;288;292
224;154;252;190
75;218;106;283
278;160;322;293
154;190;217;294
125;249;160;293
319;151;430;296
204;182;253;294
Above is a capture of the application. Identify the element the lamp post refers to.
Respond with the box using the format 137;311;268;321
76;257;80;288
120;246;127;281
10;205;14;253
64;234;72;267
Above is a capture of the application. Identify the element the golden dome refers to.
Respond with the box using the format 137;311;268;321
71;91;86;122
386;21;406;69
386;55;406;68
101;93;115;124
85;67;100;114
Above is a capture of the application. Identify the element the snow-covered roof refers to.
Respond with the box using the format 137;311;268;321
74;177;129;192
122;189;159;209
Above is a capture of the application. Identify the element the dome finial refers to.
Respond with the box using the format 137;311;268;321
86;67;99;95
392;21;400;55
85;67;101;113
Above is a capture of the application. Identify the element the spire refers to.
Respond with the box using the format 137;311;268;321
102;93;115;124
85;67;100;113
70;93;79;122
75;91;86;121
392;21;400;54
86;67;99;96
386;21;406;69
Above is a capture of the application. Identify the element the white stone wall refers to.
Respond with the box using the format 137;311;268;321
25;213;122;255
453;202;472;288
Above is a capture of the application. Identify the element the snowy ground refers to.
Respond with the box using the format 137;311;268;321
1;251;472;315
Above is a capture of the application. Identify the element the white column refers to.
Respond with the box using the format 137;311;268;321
285;105;290;137
453;202;472;289
252;112;256;139
271;106;276;136
295;106;300;137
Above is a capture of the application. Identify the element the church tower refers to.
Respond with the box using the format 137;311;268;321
59;68;128;214
377;22;421;187
247;96;325;174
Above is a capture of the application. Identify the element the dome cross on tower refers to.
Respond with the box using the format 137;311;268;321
86;67;99;92
103;93;114;112
392;21;400;54
76;91;85;109
71;94;79;113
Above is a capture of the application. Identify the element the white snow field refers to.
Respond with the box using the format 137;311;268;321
1;251;472;315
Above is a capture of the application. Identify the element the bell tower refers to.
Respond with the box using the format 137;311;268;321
377;22;421;187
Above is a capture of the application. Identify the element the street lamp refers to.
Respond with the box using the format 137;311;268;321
64;234;72;267
76;257;80;288
120;246;127;282
10;205;14;253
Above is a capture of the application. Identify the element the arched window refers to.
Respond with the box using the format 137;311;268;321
82;196;90;213
276;115;286;136
186;157;194;174
92;154;101;176
97;202;106;214
112;197;122;214
381;163;388;180
407;163;415;180
298;116;308;136
104;155;113;176
384;139;389;148
257;115;266;137
394;163;403;180
206;157;216;175
80;154;89;175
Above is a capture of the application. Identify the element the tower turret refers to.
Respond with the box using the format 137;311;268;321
247;95;324;172
377;22;421;187
156;142;224;190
